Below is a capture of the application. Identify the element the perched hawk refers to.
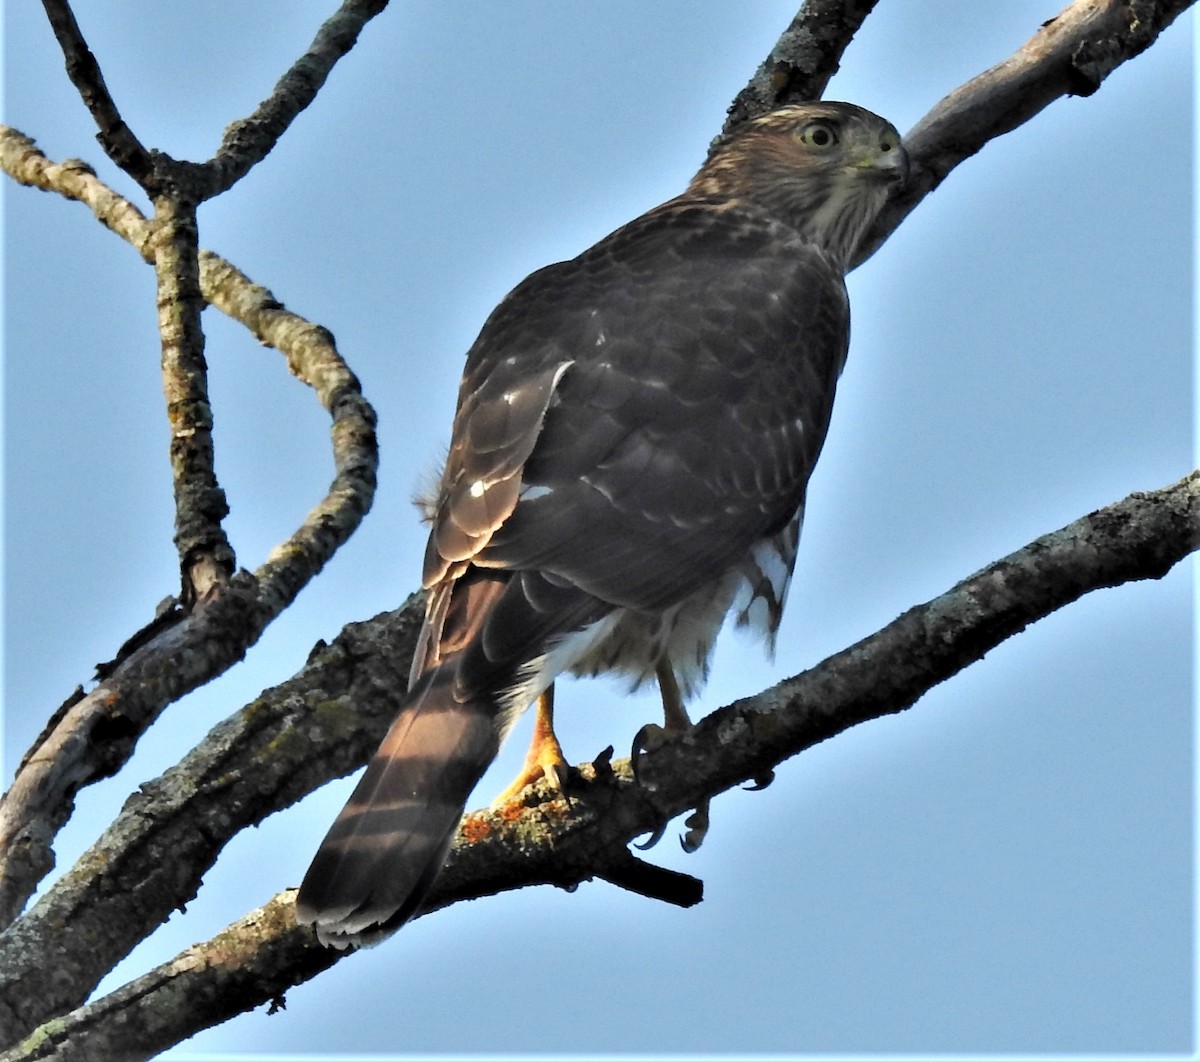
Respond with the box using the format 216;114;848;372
297;101;907;947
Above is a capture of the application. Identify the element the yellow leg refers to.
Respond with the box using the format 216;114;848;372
637;660;709;852
655;659;692;733
492;686;570;805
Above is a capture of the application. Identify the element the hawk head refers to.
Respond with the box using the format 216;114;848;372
689;102;907;267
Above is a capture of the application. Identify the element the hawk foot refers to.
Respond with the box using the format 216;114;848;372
491;750;571;807
492;687;571;806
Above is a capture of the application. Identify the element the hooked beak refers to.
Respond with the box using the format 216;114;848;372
876;140;910;187
852;139;909;188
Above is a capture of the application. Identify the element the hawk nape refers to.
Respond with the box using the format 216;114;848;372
297;102;908;947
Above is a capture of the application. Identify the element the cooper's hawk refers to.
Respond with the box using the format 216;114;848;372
297;102;907;947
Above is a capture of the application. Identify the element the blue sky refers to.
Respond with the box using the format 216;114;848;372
2;2;1195;1057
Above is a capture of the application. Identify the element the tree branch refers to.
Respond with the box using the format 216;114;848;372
854;0;1197;264
38;0;154;182
151;193;237;601
723;0;883;133
0;128;378;930
0;597;423;1047
35;0;393;597
3;470;1194;1056
203;0;393;197
41;0;393;202
41;1;236;594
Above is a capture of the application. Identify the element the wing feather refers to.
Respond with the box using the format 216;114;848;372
433;199;849;612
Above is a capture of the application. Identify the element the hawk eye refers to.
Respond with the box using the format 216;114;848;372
800;121;838;149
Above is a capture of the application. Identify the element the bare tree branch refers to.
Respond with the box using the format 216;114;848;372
36;0;395;608
854;0;1197;264
0;597;423;1047
38;0;154;181
40;0;239;603
0;893;337;1062
204;0;392;197
40;0;393;201
152;193;237;600
4;470;1194;1057
724;0;883;133
0;128;379;929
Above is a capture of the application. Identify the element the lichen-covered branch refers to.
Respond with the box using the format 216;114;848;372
0;893;338;1062
42;1;237;598
198;253;379;615
0;128;378;929
151;194;236;600
203;0;392;197
0;133;148;248
3;470;1194;1058
0;598;423;1047
723;0;883;134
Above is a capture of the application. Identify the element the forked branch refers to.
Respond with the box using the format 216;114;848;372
0;129;378;930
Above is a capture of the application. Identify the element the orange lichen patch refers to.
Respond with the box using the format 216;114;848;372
460;816;492;844
496;801;527;824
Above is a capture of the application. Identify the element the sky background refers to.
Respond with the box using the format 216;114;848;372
2;2;1195;1058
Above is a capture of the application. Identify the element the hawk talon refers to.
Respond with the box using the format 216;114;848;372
632;721;670;754
631;721;671;788
744;769;775;792
679;799;710;853
545;761;572;803
634;821;667;851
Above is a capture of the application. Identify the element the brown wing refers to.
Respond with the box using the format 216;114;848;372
427;197;849;627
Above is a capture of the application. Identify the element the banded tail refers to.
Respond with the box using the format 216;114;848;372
295;663;500;948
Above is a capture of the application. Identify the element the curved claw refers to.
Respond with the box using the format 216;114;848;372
632;722;669;756
631;722;669;788
634;821;667;851
679;799;710;854
743;769;775;792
